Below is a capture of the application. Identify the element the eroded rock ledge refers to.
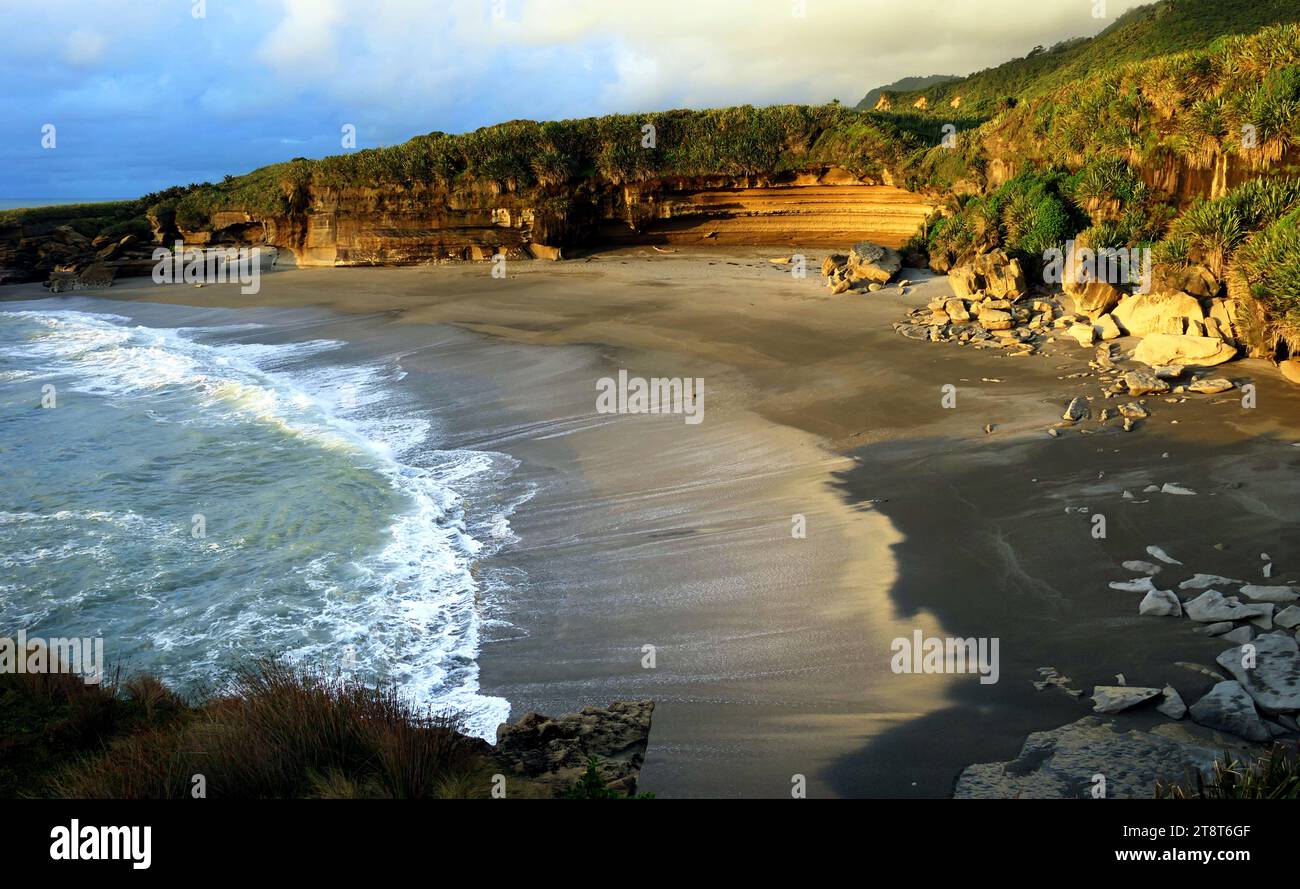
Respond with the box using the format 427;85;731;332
493;700;655;796
953;716;1258;799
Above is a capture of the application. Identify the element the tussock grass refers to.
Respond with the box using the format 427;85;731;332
1157;745;1300;799
2;658;493;799
42;659;487;799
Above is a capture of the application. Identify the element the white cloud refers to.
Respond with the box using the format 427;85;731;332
256;0;347;72
64;30;107;67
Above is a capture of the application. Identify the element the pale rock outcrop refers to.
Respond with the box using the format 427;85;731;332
953;716;1247;799
1112;290;1205;337
1133;334;1237;367
974;250;1026;301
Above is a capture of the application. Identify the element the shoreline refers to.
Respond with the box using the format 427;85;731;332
4;248;1300;797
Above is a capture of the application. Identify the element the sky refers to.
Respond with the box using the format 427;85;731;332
0;0;1152;204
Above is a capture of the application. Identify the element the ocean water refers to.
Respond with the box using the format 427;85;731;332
0;306;516;737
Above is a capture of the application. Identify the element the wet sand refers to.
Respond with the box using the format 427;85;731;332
6;248;1299;797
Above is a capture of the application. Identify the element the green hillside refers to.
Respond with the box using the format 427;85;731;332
889;0;1300;114
855;75;959;111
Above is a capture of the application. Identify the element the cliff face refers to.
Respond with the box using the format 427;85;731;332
177;166;933;267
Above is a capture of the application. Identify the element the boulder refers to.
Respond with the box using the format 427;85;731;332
1092;685;1162;714
1062;397;1090;421
847;241;902;285
1110;577;1159;594
1067;322;1096;346
1238;584;1299;604
978;308;1013;331
1122;560;1162;576
1064;280;1123;319
1222;626;1256;645
1111;290;1205;337
1273;605;1300;630
526;243;563;261
1139;589;1183;617
1183;590;1273;625
948;265;983;300
944;299;971;323
1152;264;1220;299
979;253;1027;301
1133;334;1237;368
1157;685;1187;720
1187;377;1234;395
1215;634;1300;713
1189;681;1271;741
1095;313;1122;340
1123;369;1170;396
821;254;847;277
1178;574;1243;590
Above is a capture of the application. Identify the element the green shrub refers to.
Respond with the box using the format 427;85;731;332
1230;206;1300;331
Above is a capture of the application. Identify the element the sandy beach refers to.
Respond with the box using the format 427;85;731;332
6;248;1299;797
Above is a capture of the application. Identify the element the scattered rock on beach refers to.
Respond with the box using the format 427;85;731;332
1146;545;1182;565
1189;681;1271;741
1092;685;1162;714
1238;584;1299;604
1215;634;1300;713
847;241;902;285
1183;590;1273;625
1067;322;1096;346
1139;589;1183;617
1124;369;1170;396
1110;577;1159;594
1179;574;1243;590
1157;686;1187;720
1123;560;1162;575
1062;397;1089;422
1187;377;1235;395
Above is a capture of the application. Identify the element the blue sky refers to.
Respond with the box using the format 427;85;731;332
0;0;1145;204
